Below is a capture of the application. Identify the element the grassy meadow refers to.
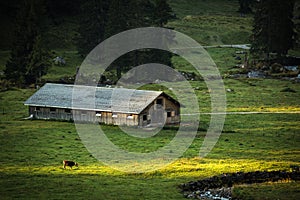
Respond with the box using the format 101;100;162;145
1;0;300;199
1;77;300;199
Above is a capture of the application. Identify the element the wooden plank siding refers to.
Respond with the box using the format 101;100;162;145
29;94;179;126
97;112;139;126
164;96;180;125
29;106;140;126
29;107;73;121
138;95;180;126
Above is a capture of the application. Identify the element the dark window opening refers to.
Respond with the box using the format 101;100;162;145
35;107;40;111
50;107;56;112
167;111;171;117
65;109;71;113
143;115;147;121
156;98;163;105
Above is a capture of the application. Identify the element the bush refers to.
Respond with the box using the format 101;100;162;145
270;63;283;73
0;79;13;91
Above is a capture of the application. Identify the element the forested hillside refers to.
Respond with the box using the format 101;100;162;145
0;0;252;50
0;0;299;86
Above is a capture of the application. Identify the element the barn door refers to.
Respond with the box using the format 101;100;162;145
150;107;166;126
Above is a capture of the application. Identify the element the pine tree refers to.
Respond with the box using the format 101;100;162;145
250;0;295;60
5;0;50;85
128;0;175;68
104;0;136;79
77;0;109;56
26;35;51;84
238;0;253;15
153;0;174;27
47;0;82;23
103;0;175;81
293;1;300;49
151;0;175;68
5;0;36;84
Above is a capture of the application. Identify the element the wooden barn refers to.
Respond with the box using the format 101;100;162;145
24;83;180;126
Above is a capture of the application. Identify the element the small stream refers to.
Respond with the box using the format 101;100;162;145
186;187;232;200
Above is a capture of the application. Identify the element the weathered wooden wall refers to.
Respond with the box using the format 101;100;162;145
29;107;72;121
97;112;139;126
29;106;139;126
29;94;180;126
139;95;180;126
164;97;180;125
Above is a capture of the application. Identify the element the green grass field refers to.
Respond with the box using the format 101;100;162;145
0;77;299;199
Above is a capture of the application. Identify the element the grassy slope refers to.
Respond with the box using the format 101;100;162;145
0;81;299;200
1;0;300;199
169;0;240;18
169;0;252;45
169;15;252;46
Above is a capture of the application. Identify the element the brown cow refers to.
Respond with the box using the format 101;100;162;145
63;160;78;169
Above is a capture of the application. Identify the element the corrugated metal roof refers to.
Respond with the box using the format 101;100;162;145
24;83;164;114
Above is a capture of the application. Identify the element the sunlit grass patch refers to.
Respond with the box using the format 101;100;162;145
1;157;297;180
160;158;295;178
0;164;124;176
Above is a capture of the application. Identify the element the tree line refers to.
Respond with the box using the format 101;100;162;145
4;0;299;86
239;0;297;61
250;0;296;61
4;0;174;85
77;0;175;80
